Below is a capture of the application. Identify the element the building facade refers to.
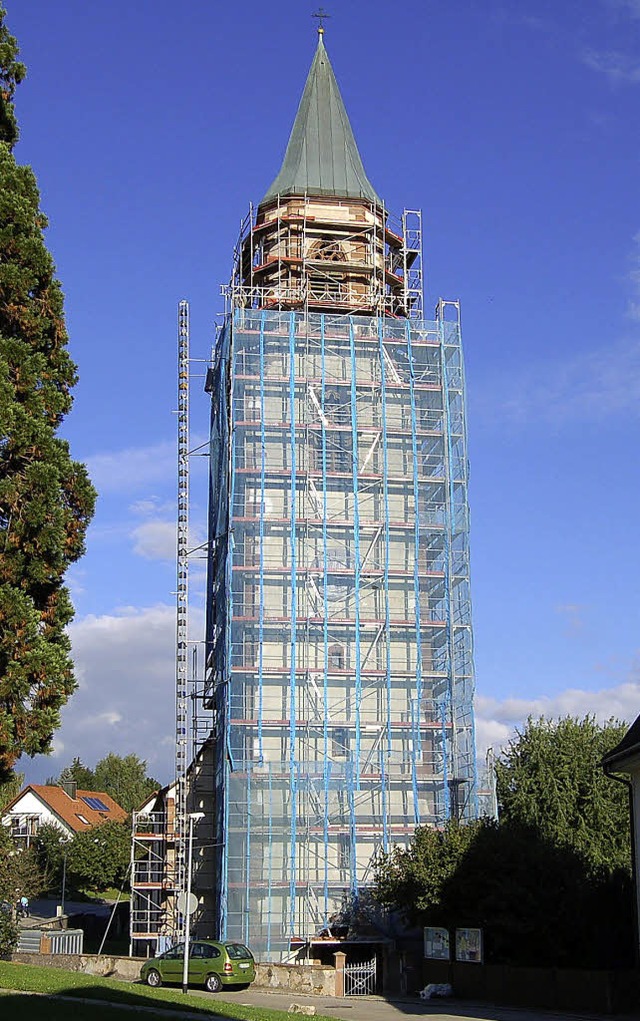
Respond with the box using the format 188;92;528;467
201;30;481;958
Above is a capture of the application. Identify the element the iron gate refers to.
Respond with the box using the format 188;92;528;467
344;957;377;996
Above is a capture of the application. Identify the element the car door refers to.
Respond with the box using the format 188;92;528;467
200;942;222;982
189;942;210;984
160;942;185;984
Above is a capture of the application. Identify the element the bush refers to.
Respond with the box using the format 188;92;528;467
0;909;18;958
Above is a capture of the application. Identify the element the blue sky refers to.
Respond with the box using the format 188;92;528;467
8;0;640;783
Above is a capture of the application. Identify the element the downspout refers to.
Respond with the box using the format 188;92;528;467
603;761;638;969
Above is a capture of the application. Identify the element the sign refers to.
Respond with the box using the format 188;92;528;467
423;926;450;960
177;891;198;916
455;927;483;963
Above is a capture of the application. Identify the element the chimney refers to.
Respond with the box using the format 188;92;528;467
62;781;77;800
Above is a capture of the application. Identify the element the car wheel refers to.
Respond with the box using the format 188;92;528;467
146;969;162;988
205;972;222;993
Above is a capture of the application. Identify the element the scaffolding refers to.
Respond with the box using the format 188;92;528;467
129;305;212;957
205;289;478;957
224;197;423;321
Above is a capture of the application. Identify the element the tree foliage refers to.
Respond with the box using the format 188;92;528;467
0;823;46;914
0;906;18;956
496;715;631;873
92;753;159;812
65;820;130;891
0;6;96;778
373;715;634;969
0;769;23;811
49;752;160;812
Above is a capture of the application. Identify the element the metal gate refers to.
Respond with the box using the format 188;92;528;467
344;957;377;996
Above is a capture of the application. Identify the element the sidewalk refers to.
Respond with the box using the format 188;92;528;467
185;984;634;1021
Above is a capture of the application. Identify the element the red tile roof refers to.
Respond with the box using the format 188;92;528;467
3;785;128;833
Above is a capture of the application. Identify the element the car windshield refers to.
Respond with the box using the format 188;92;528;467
225;943;252;960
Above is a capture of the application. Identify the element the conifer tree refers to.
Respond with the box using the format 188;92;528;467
0;6;96;776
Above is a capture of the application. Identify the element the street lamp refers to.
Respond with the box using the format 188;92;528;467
182;812;205;995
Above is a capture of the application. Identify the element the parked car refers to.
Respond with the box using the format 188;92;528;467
140;939;255;992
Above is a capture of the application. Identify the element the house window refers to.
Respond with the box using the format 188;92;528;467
329;644;345;670
332;727;350;759
75;814;90;825
337;833;351;876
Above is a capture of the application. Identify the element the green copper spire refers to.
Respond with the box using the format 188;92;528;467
262;34;382;205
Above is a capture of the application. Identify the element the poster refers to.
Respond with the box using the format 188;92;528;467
423;926;450;960
455;927;483;963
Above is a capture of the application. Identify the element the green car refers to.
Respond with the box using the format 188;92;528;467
140;939;255;993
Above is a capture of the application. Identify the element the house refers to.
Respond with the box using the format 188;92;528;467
602;714;640;961
1;780;127;848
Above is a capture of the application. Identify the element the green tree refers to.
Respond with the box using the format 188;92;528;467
372;715;634;968
0;907;18;956
374;819;480;925
33;821;66;882
46;756;95;790
0;824;46;917
0;6;96;778
0;769;23;811
496;714;631;873
93;753;159;812
66;820;130;891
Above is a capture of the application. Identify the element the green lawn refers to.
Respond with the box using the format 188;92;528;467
0;962;334;1021
0;993;149;1021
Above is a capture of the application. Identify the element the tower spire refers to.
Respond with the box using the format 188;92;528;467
261;31;381;206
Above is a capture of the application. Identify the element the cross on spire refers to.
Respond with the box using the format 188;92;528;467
312;7;330;36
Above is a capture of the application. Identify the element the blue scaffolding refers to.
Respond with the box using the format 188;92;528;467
205;306;479;957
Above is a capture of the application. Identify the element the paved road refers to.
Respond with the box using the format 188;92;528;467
183;985;626;1021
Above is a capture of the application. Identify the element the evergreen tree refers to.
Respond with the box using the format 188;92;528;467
0;6;96;777
495;714;631;873
373;715;634;968
55;756;95;790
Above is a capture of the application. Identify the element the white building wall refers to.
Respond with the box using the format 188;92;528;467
2;791;73;837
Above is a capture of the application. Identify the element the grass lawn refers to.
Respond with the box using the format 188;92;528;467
0;992;151;1021
0;961;335;1021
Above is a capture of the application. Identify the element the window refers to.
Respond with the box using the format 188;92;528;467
163;943;184;960
75;814;90;825
337;833;351;875
332;727;350;759
226;943;253;960
192;942;220;959
329;644;345;670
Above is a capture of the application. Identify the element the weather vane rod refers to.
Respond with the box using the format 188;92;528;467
312;7;330;36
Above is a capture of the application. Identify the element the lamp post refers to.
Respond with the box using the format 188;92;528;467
60;838;71;916
182;812;204;995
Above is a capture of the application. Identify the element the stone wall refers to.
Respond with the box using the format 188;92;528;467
255;963;336;996
13;952;146;983
12;952;338;996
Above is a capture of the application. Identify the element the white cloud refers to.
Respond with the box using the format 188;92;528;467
475;336;640;427
20;604;199;783
475;678;640;759
626;229;640;321
555;603;586;635
582;48;640;84
129;497;175;517
86;441;175;494
131;520;176;560
607;0;640;18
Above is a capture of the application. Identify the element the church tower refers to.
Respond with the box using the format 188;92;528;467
201;27;479;958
